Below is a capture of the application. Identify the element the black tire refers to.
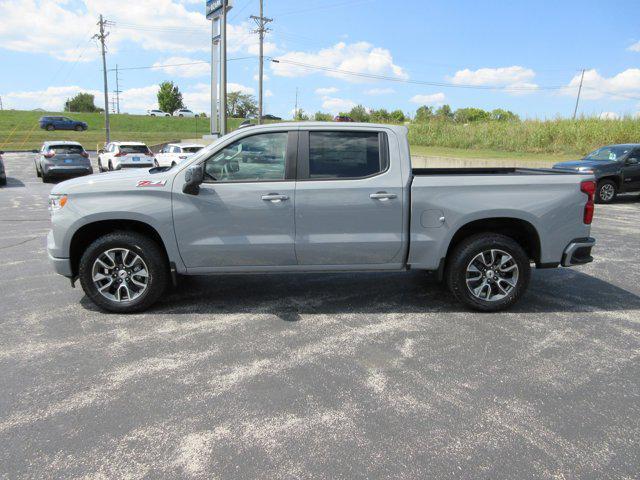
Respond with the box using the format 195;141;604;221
596;179;617;204
36;163;41;178
154;160;159;168
97;159;103;173
75;125;83;132
445;233;531;312
171;161;176;167
108;161;113;171
0;177;6;186
46;124;55;131
78;231;169;313
150;114;156;117
179;114;184;118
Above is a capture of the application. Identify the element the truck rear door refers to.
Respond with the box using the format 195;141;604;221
294;129;405;267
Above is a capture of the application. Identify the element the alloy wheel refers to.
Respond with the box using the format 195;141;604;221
465;249;519;302
91;248;149;302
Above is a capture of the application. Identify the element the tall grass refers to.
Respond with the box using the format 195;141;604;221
408;117;640;155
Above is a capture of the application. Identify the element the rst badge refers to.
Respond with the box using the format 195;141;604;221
136;180;167;188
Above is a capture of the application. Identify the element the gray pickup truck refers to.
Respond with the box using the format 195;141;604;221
47;123;597;313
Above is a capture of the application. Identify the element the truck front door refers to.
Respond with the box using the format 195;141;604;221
622;148;640;191
294;129;405;267
173;131;298;269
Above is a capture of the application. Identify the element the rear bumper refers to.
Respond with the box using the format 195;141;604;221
43;165;93;176
562;237;596;267
117;163;154;169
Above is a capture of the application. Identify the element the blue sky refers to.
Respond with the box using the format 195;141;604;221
1;0;639;119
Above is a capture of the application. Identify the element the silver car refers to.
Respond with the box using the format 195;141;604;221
35;141;93;183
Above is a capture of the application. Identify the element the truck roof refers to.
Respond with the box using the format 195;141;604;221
239;121;408;132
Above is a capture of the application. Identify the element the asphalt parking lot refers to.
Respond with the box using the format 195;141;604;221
1;152;639;479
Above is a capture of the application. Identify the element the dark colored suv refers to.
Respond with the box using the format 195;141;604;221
553;144;640;203
39;116;88;132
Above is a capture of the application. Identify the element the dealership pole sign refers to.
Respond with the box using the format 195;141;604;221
206;0;231;20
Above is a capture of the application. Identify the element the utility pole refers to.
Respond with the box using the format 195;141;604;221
94;15;112;143
220;3;228;135
251;0;272;125
573;68;585;120
210;18;219;136
114;64;122;114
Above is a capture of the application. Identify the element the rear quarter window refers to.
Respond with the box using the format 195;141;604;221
308;131;383;179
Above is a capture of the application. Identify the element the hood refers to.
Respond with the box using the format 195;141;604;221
553;159;615;170
51;168;171;194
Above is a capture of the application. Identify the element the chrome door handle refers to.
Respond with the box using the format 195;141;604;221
370;192;397;201
262;193;289;202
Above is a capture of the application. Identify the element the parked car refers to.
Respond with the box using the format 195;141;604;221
0;151;6;186
334;115;354;122
147;109;170;117
261;114;282;121
173;109;196;118
155;143;205;167
39;116;88;131
98;142;156;171
553;144;640;203
47;123;596;313
34;141;92;182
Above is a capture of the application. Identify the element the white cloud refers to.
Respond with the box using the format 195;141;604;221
265;89;274;98
628;41;640;52
152;57;210;78
3;85;102;111
253;73;270;82
227;83;255;95
561;69;640;100
410;93;446;105
315;87;339;95
271;41;408;83
364;87;395;95
321;97;357;113
599;112;620;120
119;85;161;111
450;66;538;92
0;1;270;61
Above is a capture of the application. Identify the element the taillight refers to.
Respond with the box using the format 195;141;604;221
81;151;89;158
146;150;154;157
114;151;125;157
44;150;55;158
581;180;596;225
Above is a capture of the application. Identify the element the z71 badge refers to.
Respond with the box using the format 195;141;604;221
137;180;167;188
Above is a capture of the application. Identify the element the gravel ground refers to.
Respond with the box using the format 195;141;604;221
1;153;639;479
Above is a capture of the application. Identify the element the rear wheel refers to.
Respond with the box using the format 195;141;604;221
596;179;617;204
78;232;169;313
445;233;531;312
108;161;113;171
46;124;55;131
75;125;83;132
35;162;41;178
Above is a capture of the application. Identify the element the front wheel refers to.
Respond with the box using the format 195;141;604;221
75;125;83;132
46;124;55;131
445;233;531;312
596;179;617;204
78;232;169;313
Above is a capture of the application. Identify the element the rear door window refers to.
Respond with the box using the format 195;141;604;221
306;131;384;179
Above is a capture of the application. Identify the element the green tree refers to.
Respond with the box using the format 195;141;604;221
157;81;184;114
414;105;433;123
435;104;454;120
348;104;370;122
64;92;102;113
314;111;333;121
490;108;520;122
226;91;258;118
454;107;490;123
369;108;391;123
390;109;406;123
294;109;310;121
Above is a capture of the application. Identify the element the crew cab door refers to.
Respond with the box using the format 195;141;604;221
622;148;640;191
173;130;298;269
294;129;405;267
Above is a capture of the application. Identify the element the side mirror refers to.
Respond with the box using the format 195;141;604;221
626;157;639;165
183;164;204;195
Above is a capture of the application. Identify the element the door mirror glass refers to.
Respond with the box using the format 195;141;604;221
183;164;204;195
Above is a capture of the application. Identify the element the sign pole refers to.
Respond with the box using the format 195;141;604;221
220;2;228;135
210;18;219;136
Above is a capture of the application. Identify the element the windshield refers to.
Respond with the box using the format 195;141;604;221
584;146;631;161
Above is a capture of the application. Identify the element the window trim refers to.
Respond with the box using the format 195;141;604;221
296;130;389;181
200;130;298;184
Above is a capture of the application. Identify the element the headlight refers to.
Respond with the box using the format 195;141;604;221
49;194;68;212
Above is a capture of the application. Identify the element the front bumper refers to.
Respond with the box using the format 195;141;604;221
48;250;73;277
562;237;596;267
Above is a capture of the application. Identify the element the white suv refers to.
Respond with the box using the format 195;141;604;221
147;109;170;117
98;142;156;171
155;143;205;167
173;109;197;118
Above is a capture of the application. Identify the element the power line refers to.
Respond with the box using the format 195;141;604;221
107;56;255;72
